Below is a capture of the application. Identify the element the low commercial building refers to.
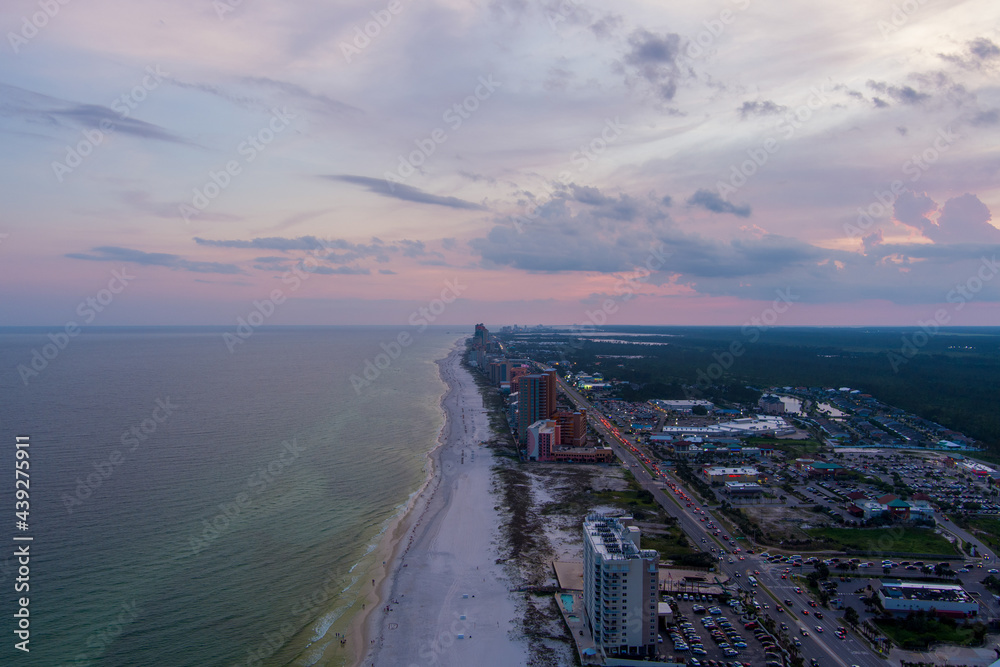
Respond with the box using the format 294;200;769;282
702;466;759;483
652;399;714;413
857;498;935;522
878;581;979;619
959;460;997;477
552;446;614;463
803;461;846;477
859;500;887;519
723;481;764;498
660;415;794;438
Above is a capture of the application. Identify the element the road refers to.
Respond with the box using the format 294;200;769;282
555;375;887;667
937;515;1000;617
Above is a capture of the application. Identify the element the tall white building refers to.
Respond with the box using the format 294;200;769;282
583;514;659;658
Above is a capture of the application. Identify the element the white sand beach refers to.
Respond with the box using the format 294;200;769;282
353;341;528;667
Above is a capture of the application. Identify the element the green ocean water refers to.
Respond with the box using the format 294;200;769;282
0;326;463;666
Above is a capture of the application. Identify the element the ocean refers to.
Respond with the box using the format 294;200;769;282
0;326;463;666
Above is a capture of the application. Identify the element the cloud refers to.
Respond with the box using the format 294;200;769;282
0;83;188;144
303;265;370;275
470;185;814;279
53;104;189;143
623;29;683;100
193;279;253;286
561;184;642;221
868;242;1000;262
164;75;359;119
590;13;624;40
324;175;487;210
969;37;1000;61
862;229;884;252
241;76;358;116
941;37;1000;70
738;100;787;119
894;191;998;244
893;190;937;233
193;235;440;264
66;246;243;274
971;109;999;126
935;193;999;243
567;184;610;205
398;239;427;258
120;191;242;222
686;189;751;217
866;80;931;105
194;235;329;250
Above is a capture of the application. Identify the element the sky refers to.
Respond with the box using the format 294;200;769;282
1;0;999;327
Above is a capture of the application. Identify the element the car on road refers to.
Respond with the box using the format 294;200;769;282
814;612;823;619
815;625;824;633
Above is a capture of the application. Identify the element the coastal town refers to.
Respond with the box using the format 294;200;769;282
464;323;1000;667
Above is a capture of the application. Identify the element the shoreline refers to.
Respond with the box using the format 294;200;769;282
352;338;526;666
340;340;463;666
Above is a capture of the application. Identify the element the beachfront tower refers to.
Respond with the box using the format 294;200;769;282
516;369;559;444
526;419;559;461
582;514;659;659
516;374;541;444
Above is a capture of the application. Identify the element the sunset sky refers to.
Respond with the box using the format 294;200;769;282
2;0;998;327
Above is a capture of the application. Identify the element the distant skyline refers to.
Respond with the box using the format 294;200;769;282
1;0;998;326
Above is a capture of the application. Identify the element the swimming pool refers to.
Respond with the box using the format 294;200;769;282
560;593;574;612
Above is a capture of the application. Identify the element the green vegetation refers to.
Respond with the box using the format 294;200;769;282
640;531;701;561
510;326;1000;450
805;526;958;555
589;471;671;522
875;612;986;650
961;516;1000;554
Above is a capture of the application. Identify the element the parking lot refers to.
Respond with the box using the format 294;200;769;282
662;595;771;666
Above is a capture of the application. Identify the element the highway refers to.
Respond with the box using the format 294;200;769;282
554;374;887;667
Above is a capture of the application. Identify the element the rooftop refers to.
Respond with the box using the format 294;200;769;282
880;580;973;604
584;514;658;562
704;466;759;475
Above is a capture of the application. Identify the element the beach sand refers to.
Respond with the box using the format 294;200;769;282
350;341;527;667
